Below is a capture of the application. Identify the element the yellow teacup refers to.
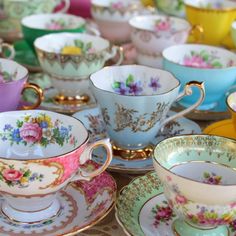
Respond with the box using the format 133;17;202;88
185;0;236;47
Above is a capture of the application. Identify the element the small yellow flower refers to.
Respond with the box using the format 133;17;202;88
20;177;28;184
61;46;82;55
24;115;31;122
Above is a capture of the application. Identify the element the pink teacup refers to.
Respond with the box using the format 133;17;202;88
0;110;112;223
0;58;43;112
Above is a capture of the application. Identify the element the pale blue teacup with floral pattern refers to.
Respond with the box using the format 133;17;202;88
90;65;205;159
163;44;236;110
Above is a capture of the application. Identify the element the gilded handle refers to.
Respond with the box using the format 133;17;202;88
1;43;15;59
21;83;44;110
72;138;112;181
190;24;204;43
104;46;124;65
160;81;205;129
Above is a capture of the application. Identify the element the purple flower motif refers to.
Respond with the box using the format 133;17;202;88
1;136;7;141
149;77;161;91
129;81;143;95
113;82;129;95
3;124;13;131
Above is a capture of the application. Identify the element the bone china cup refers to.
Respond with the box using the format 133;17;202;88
185;0;236;46
0;38;15;59
163;44;236;110
0;110;112;223
90;65;205;153
0;58;43;112
153;135;236;236
21;13;87;51
0;0;70;42
34;32;123;98
226;91;236;132
129;15;203;68
91;0;152;44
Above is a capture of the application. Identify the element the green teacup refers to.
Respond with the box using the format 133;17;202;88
21;13;88;51
0;0;70;42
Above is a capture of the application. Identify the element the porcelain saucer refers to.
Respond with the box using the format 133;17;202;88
203;119;236;139
115;172;236;236
0;161;116;236
73;107;201;174
14;39;41;73
23;73;96;115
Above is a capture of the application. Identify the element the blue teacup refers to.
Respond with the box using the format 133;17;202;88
163;44;236;110
90;65;205;159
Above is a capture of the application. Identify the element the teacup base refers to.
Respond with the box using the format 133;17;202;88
54;94;90;106
112;143;154;161
172;219;229;236
1;198;61;224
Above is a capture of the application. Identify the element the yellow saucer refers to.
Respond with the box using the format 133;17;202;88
203;119;236;139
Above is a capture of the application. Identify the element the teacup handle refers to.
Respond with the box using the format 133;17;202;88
70;138;112;181
55;0;70;13
103;46;124;65
160;81;205;129
85;23;101;36
189;25;204;43
1;43;15;59
21;83;44;110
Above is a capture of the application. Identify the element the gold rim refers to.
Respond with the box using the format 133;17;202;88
185;2;236;12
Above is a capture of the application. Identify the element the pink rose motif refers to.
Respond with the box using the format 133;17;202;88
111;2;124;9
46;23;63;30
3;169;23;181
175;194;188;205
20;122;42;143
155;20;171;31
183;55;213;69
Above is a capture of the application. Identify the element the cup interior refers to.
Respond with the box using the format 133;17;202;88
0;110;88;160
21;13;85;31
129;15;190;32
92;0;139;8
0;58;28;83
90;65;180;96
185;0;236;10
154;135;236;185
163;44;236;69
227;91;236;112
34;32;109;54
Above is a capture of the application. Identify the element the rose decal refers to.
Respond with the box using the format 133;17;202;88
3;169;23;181
0;113;78;147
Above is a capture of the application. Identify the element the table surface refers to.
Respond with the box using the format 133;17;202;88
78;120;212;236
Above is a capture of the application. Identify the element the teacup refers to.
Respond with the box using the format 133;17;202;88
185;0;236;46
21;13;100;51
155;0;185;18
0;109;112;223
226;91;236;131
163;44;236;110
129;15;203;68
153;134;236;236
90;65;205;160
0;58;43;112
0;0;70;42
91;0;153;44
34;32;123;105
0;38;15;59
231;21;236;48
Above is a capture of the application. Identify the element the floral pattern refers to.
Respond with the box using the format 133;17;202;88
0;113;78;148
154;18;171;32
0;164;43;187
0;64;17;83
183;50;223;69
202;172;222;185
61;39;96;55
45;18;74;30
152;200;175;228
112;74;161;95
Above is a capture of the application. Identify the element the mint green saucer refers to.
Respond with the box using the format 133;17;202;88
116;172;236;236
14;40;41;72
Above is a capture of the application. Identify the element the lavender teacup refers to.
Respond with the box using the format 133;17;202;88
90;65;205;160
0;58;43;112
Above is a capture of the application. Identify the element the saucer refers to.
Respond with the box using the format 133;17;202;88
23;73;97;114
115;172;236;236
73;107;201;174
203;119;236;139
14;39;41;73
172;95;231;121
0;160;116;236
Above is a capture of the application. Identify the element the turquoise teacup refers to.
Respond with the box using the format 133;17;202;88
90;65;205;160
163;44;236;110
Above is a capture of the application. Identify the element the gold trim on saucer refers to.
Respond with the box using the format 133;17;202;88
54;94;90;106
112;143;154;161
